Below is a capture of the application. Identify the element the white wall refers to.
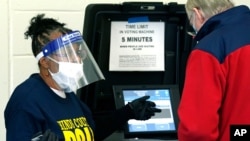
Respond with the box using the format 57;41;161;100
0;0;249;140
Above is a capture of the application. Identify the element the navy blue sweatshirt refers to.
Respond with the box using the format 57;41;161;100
4;73;133;141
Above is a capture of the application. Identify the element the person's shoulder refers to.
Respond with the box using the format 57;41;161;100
8;73;46;104
5;73;52;114
14;73;44;93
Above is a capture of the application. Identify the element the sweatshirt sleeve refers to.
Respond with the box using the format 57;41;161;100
177;49;226;141
5;109;42;141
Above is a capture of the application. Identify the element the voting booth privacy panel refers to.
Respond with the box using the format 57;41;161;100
79;2;193;113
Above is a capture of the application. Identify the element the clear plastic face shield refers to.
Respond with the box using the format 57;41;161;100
36;31;105;93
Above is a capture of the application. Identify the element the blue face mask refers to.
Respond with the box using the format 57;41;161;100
48;58;85;93
187;13;197;37
191;13;198;34
192;23;197;33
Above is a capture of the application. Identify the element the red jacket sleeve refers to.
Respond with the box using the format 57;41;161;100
178;49;226;141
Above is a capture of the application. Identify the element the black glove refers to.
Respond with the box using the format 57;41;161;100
128;95;162;120
40;129;59;141
32;129;59;141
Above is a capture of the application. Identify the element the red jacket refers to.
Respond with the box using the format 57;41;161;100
178;5;250;141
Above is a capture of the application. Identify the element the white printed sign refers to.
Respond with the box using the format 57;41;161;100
109;21;165;71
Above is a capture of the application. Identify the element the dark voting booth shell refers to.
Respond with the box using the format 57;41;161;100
79;1;193;117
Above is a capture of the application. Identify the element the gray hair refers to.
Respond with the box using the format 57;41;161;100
185;0;234;20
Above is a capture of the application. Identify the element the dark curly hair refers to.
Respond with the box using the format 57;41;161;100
24;14;72;57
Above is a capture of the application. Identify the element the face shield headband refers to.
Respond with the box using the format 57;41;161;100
36;31;105;93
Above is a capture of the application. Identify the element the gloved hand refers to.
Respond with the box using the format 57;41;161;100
32;129;59;141
41;129;59;141
128;95;162;120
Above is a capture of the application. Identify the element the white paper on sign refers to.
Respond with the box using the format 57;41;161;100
109;21;165;71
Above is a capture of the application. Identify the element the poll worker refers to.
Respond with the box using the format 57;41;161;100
4;14;161;141
178;0;250;141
